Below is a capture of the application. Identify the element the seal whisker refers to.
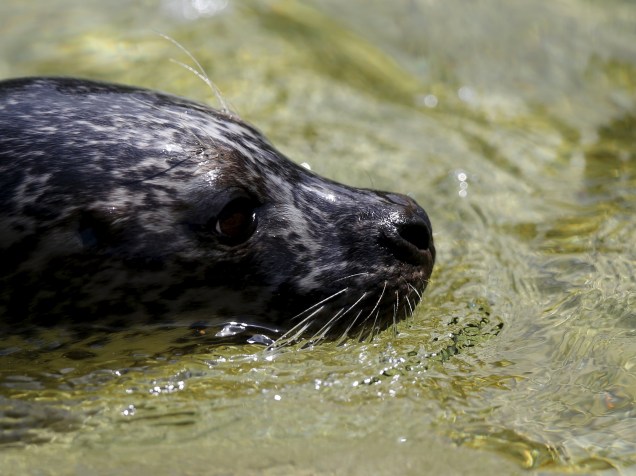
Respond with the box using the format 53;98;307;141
405;295;414;315
337;297;370;339
279;308;345;348
390;300;400;337
274;301;345;347
122;155;195;184
407;283;422;301
290;288;349;322
387;292;401;337
345;282;386;340
124;94;220;180
307;311;346;344
370;299;386;339
310;296;363;342
157;32;232;116
303;290;371;344
274;321;314;348
285;306;326;335
333;272;370;283
360;282;387;326
334;309;364;345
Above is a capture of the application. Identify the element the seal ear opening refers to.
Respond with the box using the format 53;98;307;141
77;211;114;249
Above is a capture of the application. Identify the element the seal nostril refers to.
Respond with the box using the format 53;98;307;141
398;222;431;252
380;218;433;266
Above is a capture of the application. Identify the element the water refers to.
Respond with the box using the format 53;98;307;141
1;0;635;474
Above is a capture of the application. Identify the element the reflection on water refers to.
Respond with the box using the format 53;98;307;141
0;0;635;474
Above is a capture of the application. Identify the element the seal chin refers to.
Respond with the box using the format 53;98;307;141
0;77;434;340
302;268;433;341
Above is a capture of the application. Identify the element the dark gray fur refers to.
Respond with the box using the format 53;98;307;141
0;77;434;337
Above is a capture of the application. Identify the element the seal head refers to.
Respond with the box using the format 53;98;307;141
0;77;435;338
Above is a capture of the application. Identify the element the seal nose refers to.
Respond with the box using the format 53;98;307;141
380;195;435;266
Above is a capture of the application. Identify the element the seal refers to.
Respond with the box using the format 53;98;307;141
0;77;435;339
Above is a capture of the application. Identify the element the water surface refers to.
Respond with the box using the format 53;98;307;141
0;1;635;474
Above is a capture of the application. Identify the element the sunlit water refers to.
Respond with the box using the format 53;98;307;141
1;1;635;474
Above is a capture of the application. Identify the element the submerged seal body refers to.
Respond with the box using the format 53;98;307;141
0;77;434;338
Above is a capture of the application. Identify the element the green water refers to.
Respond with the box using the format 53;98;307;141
1;0;635;474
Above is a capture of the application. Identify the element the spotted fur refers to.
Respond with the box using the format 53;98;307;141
0;77;435;339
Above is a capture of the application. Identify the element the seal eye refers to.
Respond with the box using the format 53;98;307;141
214;196;257;245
